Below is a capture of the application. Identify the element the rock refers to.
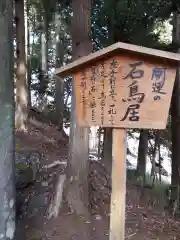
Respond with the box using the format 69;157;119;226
16;193;24;218
95;214;102;220
15;164;35;190
28;194;48;209
15;151;41;190
27;194;48;218
15;150;41;166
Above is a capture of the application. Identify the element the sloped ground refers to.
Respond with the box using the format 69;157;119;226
15;120;180;240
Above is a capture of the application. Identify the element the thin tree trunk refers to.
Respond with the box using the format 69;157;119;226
102;128;112;173
150;134;158;185
15;0;28;130
0;0;15;238
27;6;36;110
55;30;64;130
136;130;148;182
65;0;92;216
97;127;102;160
101;128;105;159
55;76;64;129
39;29;48;111
158;142;161;183
171;12;180;212
26;1;31;109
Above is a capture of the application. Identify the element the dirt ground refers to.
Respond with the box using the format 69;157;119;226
15;121;180;240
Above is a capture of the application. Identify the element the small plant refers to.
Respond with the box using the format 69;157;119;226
15;143;21;152
15;163;29;170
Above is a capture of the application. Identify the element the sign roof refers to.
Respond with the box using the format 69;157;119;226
55;42;180;77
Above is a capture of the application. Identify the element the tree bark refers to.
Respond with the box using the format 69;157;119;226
38;27;48;111
150;133;159;186
158;142;161;183
136;130;148;180
55;75;64;129
97;127;102;159
65;0;92;216
26;1;31;109
15;0;28;130
0;1;16;239
55;29;64;130
171;12;180;210
102;128;112;173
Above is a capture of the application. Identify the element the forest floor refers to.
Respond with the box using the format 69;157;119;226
15;118;180;240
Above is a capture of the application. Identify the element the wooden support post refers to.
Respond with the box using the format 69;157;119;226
56;39;178;239
109;128;127;240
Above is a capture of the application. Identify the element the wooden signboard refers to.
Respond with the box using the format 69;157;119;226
74;56;176;129
56;42;180;240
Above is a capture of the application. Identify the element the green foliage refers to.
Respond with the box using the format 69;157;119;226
92;0;173;48
26;0;177;149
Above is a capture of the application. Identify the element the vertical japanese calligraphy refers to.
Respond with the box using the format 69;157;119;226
121;62;145;122
80;70;87;117
99;62;106;125
108;59;118;125
89;66;97;123
151;67;167;101
109;59;118;101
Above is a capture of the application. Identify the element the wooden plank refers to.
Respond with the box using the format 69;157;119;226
55;41;180;77
74;55;176;129
110;128;127;240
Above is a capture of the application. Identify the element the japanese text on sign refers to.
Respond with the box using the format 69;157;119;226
76;55;175;129
121;61;145;122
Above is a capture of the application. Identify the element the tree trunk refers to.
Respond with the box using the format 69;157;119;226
136;130;148;181
150;134;158;185
55;30;64;130
97;127;102;160
38;28;48;111
15;0;28;130
0;1;16;238
26;1;31;109
55;75;64;129
171;12;180;212
102;128;112;173
158;142;161;183
65;0;92;216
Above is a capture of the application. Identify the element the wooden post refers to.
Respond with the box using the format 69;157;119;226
110;128;127;240
56;41;178;240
